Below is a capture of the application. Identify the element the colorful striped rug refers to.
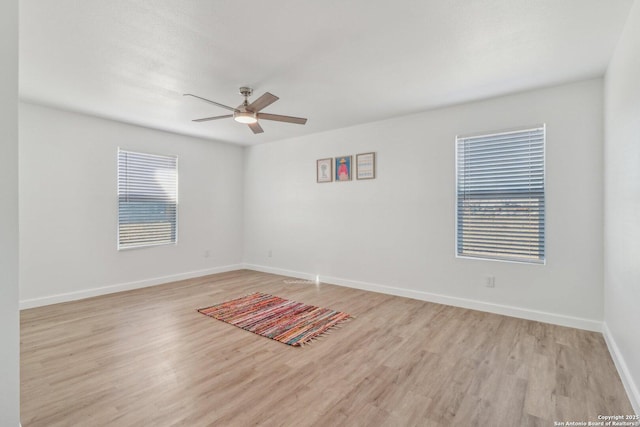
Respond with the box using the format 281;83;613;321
198;292;352;346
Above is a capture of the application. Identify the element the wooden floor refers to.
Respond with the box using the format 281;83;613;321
21;270;633;426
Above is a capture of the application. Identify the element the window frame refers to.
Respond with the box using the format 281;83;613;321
117;148;179;250
455;125;546;265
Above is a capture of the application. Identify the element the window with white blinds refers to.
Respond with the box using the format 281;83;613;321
456;126;545;264
117;149;178;250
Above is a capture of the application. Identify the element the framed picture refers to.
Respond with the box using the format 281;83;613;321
316;158;333;183
335;155;352;181
356;152;376;180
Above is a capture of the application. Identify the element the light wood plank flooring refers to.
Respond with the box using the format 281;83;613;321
21;270;634;426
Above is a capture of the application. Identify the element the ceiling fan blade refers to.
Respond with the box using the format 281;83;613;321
248;122;264;134
183;93;238;112
247;92;279;112
192;114;233;122
257;113;307;125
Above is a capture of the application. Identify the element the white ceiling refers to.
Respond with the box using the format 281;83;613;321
20;0;633;146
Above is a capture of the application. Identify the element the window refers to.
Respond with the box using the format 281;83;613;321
117;149;178;249
456;125;545;264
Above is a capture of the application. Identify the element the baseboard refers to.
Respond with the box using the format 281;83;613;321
21;262;604;332
243;263;602;332
243;264;317;282
603;323;640;415
19;264;244;309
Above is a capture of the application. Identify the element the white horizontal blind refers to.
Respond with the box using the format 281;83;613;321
117;149;178;249
456;126;545;263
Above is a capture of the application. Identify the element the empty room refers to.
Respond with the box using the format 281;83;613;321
2;0;640;425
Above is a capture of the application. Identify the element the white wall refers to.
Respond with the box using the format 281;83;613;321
604;0;640;414
245;79;604;330
0;0;20;424
19;102;245;307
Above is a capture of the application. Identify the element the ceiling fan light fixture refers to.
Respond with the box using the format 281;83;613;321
233;111;257;124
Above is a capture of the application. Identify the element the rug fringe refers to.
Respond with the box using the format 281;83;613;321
297;318;352;347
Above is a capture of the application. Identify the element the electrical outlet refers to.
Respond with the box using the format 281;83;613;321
268;250;272;258
204;250;210;258
485;276;495;288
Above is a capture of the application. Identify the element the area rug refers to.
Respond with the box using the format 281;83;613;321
197;292;352;346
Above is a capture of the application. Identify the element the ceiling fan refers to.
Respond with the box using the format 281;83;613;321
184;87;307;134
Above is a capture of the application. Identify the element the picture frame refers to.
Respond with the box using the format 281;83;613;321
316;158;333;183
356;152;376;180
335;155;352;181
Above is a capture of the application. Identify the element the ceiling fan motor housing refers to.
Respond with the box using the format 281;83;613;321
239;87;253;98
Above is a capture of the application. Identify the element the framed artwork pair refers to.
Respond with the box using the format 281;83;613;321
316;152;376;183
